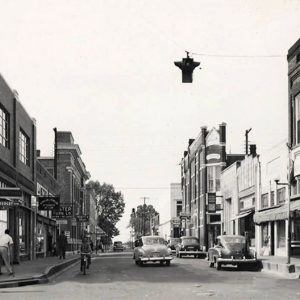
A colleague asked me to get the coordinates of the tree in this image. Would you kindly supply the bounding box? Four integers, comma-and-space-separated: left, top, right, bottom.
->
129, 204, 159, 238
86, 181, 125, 240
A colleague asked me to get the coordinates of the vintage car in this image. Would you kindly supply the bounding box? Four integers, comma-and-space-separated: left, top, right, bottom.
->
207, 235, 257, 270
175, 236, 202, 258
113, 241, 124, 252
167, 238, 181, 254
133, 236, 173, 266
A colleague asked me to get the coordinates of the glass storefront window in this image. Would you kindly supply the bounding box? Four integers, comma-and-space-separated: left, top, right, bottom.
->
293, 219, 300, 241
262, 224, 269, 246
36, 223, 46, 253
277, 220, 286, 248
19, 210, 29, 255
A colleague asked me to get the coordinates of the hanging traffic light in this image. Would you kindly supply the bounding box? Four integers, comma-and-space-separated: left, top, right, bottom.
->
174, 52, 200, 83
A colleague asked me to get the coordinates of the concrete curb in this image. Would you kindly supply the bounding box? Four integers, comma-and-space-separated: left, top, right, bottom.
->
0, 257, 81, 289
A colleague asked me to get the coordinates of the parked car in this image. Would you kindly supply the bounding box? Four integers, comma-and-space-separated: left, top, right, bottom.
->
113, 241, 124, 252
176, 236, 202, 258
133, 236, 173, 266
167, 238, 181, 254
207, 235, 257, 270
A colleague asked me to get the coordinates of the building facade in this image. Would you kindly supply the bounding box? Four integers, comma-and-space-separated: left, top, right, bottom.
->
170, 183, 182, 238
0, 74, 36, 262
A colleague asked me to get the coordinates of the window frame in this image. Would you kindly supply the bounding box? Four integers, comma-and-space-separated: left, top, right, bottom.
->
19, 128, 30, 166
0, 104, 9, 149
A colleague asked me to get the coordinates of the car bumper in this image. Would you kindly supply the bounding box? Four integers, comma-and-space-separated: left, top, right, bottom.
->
178, 250, 201, 255
140, 256, 173, 262
217, 258, 257, 264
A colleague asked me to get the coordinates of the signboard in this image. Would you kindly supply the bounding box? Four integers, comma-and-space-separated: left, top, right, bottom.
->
52, 205, 73, 219
76, 215, 89, 222
179, 212, 191, 219
207, 193, 216, 213
0, 188, 22, 198
38, 195, 60, 210
0, 198, 20, 210
56, 219, 68, 225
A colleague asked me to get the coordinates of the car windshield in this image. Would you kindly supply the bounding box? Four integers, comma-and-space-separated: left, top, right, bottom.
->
222, 236, 245, 244
182, 238, 198, 244
143, 238, 165, 245
114, 242, 122, 246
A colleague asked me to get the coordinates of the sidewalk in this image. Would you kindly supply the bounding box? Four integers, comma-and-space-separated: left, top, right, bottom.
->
0, 251, 80, 288
259, 255, 300, 278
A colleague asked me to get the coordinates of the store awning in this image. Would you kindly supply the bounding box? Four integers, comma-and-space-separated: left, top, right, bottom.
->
254, 199, 300, 225
231, 209, 253, 221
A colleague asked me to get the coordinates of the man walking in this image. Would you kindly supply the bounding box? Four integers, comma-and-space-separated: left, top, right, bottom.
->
57, 231, 68, 259
0, 229, 14, 276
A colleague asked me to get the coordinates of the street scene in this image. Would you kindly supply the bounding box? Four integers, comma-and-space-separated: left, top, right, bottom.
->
0, 0, 300, 299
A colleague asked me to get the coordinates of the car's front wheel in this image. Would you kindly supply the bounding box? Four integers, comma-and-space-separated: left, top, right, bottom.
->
166, 261, 170, 266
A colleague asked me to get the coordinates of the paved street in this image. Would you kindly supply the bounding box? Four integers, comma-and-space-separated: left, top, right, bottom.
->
0, 253, 300, 300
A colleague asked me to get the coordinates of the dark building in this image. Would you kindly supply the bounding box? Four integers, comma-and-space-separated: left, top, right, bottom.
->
0, 74, 36, 261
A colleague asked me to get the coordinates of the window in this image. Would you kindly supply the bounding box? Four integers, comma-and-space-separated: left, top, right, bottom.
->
261, 193, 268, 208
0, 104, 9, 148
270, 191, 275, 207
277, 187, 286, 204
19, 129, 30, 166
207, 165, 221, 192
295, 94, 300, 144
176, 201, 182, 217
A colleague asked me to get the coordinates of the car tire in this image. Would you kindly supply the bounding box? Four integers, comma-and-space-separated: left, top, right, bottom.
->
166, 261, 170, 266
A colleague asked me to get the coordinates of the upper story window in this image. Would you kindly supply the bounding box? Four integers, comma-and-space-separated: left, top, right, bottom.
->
277, 187, 286, 204
295, 94, 300, 144
207, 165, 221, 192
0, 104, 9, 148
19, 129, 30, 166
261, 193, 269, 209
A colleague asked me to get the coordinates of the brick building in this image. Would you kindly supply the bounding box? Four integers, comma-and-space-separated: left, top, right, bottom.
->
0, 74, 36, 261
180, 123, 243, 251
39, 131, 90, 251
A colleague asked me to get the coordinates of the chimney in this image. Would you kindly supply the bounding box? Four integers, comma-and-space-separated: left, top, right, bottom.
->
219, 122, 226, 144
201, 126, 207, 145
36, 150, 41, 157
249, 144, 257, 156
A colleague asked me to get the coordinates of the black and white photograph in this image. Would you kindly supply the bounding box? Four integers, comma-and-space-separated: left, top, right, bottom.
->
0, 0, 300, 299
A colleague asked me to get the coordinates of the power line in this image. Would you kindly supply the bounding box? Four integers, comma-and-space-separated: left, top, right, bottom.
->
188, 51, 284, 58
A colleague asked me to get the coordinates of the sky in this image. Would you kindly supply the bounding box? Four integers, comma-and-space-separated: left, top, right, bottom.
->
0, 0, 299, 242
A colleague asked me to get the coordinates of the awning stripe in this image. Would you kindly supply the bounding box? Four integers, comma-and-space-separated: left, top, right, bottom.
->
254, 199, 300, 224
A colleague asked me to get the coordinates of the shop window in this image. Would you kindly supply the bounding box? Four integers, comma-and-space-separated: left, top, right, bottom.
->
19, 210, 29, 255
262, 224, 269, 247
36, 223, 45, 253
0, 104, 9, 148
277, 220, 286, 248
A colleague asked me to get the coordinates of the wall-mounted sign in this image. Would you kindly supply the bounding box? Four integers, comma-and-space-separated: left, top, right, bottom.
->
52, 205, 73, 219
38, 195, 60, 210
207, 193, 216, 213
76, 215, 89, 222
0, 188, 22, 198
206, 153, 220, 161
0, 198, 20, 210
180, 212, 191, 219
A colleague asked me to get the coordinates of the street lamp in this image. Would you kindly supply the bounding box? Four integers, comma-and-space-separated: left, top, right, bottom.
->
140, 197, 149, 236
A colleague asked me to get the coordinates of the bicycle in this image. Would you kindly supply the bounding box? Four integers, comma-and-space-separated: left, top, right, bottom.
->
80, 252, 91, 275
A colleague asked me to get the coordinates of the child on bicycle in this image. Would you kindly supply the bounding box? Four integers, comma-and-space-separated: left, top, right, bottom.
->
80, 237, 92, 271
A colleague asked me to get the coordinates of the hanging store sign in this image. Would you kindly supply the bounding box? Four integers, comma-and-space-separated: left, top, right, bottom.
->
207, 193, 216, 213
38, 195, 60, 210
52, 205, 73, 219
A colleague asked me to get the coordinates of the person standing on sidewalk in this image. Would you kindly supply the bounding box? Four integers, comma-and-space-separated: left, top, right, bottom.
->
57, 231, 68, 259
0, 229, 14, 276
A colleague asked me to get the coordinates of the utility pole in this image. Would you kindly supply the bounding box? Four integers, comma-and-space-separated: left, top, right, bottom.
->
245, 128, 252, 155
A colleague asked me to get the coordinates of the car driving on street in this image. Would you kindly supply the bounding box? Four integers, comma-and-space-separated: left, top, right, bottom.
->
207, 235, 257, 270
133, 236, 173, 266
176, 236, 202, 258
113, 241, 124, 252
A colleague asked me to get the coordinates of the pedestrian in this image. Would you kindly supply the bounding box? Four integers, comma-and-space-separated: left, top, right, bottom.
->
0, 229, 14, 276
57, 231, 68, 259
90, 240, 94, 252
